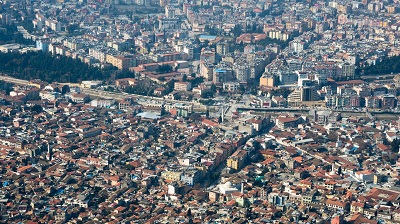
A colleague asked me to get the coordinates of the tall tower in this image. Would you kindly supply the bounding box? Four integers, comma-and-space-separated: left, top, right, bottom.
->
330, 163, 336, 175
46, 142, 52, 161
221, 105, 224, 123
398, 117, 400, 130
335, 136, 342, 148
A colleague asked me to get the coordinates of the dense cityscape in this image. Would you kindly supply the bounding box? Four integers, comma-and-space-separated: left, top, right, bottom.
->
1, 0, 400, 223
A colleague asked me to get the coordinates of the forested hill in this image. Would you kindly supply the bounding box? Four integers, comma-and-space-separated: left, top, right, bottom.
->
361, 55, 400, 76
0, 51, 112, 83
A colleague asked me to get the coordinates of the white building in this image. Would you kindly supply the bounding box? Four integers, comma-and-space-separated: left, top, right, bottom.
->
219, 182, 239, 195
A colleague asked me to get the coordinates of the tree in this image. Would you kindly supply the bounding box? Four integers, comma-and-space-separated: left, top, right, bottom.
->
239, 85, 245, 93
116, 70, 135, 79
189, 113, 201, 121
125, 79, 156, 96
0, 51, 114, 83
182, 74, 187, 82
156, 65, 173, 74
205, 109, 210, 118
210, 84, 217, 94
391, 139, 400, 153
199, 99, 215, 105
232, 25, 243, 37
66, 24, 79, 35
201, 91, 213, 98
166, 80, 175, 93
327, 132, 338, 142
62, 85, 70, 95
361, 55, 400, 76
270, 88, 292, 98
31, 105, 43, 113
218, 116, 222, 123
190, 77, 204, 87
205, 25, 219, 35
161, 106, 166, 116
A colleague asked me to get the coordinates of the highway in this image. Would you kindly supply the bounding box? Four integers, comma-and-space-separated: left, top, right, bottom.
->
0, 75, 200, 106
82, 88, 161, 102
79, 89, 203, 106
0, 75, 30, 85
2, 74, 399, 117
236, 106, 400, 115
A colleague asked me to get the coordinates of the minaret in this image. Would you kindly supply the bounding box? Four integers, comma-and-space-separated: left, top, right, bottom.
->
241, 179, 247, 193
46, 142, 52, 161
398, 117, 400, 130
335, 136, 342, 148
330, 163, 336, 175
221, 105, 224, 123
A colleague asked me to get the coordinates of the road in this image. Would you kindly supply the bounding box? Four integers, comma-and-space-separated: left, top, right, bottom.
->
4, 74, 397, 117
0, 75, 200, 106
0, 76, 30, 86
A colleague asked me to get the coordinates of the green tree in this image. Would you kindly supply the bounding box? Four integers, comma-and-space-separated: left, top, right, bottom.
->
116, 70, 135, 79
239, 85, 245, 93
166, 79, 175, 93
201, 92, 213, 98
66, 24, 80, 35
161, 106, 166, 116
391, 139, 400, 153
189, 113, 201, 121
210, 84, 217, 94
156, 65, 173, 74
63, 86, 72, 97
190, 77, 204, 87
0, 51, 115, 83
31, 105, 43, 113
232, 25, 243, 37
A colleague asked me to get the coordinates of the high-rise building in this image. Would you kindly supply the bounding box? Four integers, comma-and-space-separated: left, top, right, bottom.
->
36, 38, 50, 52
216, 42, 230, 55
233, 64, 250, 82
288, 86, 320, 106
165, 5, 176, 18
260, 74, 277, 87
338, 63, 355, 80
200, 61, 214, 81
160, 0, 168, 7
